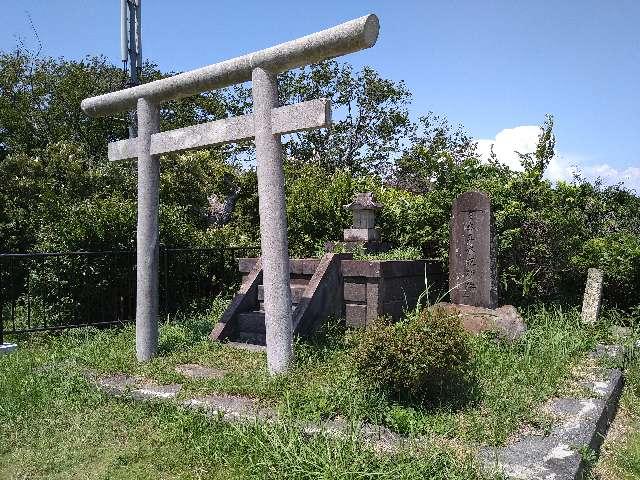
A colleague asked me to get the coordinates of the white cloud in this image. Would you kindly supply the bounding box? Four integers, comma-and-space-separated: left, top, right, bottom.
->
476, 125, 540, 171
476, 126, 639, 192
579, 164, 640, 191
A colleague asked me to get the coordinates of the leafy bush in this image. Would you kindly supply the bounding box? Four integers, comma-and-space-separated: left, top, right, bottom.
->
350, 307, 471, 399
282, 159, 640, 312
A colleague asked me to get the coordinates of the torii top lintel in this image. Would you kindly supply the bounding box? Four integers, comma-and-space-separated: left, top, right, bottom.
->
81, 14, 379, 118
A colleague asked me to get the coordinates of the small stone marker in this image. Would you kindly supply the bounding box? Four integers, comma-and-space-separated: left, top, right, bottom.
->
449, 191, 497, 308
581, 268, 603, 324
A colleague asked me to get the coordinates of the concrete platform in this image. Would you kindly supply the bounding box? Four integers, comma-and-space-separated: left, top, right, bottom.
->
89, 341, 627, 476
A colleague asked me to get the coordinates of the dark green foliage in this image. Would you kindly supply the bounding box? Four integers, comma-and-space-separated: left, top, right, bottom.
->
517, 114, 556, 176
393, 112, 480, 193
280, 159, 640, 311
350, 307, 472, 399
0, 50, 127, 159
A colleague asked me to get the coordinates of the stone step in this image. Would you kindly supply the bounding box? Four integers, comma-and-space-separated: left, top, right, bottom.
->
225, 341, 267, 352
175, 364, 226, 380
235, 330, 266, 346
237, 312, 265, 334
257, 303, 298, 313
238, 257, 321, 275
257, 284, 306, 304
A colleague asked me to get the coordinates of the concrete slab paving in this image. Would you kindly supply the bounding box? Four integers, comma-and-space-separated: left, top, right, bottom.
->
183, 394, 276, 421
226, 341, 267, 352
481, 346, 624, 479
90, 341, 626, 476
94, 374, 144, 395
175, 363, 227, 380
131, 383, 182, 400
94, 373, 182, 400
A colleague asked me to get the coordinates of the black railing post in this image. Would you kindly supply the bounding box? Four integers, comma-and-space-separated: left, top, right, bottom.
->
26, 258, 31, 329
0, 258, 3, 345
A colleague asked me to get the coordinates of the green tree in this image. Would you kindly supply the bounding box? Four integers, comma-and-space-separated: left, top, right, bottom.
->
393, 113, 480, 192
0, 49, 131, 159
278, 61, 413, 174
517, 114, 555, 176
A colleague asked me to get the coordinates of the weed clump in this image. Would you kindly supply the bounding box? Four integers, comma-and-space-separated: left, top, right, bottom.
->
350, 306, 472, 399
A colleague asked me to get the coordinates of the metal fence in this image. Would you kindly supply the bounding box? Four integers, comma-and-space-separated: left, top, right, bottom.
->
0, 246, 259, 343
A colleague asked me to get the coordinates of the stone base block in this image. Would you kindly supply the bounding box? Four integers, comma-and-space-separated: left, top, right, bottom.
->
343, 228, 380, 242
433, 303, 526, 341
0, 343, 17, 355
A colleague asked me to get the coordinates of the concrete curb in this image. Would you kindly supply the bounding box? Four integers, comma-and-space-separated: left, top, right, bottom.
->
90, 370, 405, 452
0, 343, 18, 355
89, 342, 627, 474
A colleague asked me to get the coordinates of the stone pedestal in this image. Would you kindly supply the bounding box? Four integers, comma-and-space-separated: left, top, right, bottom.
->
342, 260, 446, 327
343, 228, 380, 242
434, 303, 526, 341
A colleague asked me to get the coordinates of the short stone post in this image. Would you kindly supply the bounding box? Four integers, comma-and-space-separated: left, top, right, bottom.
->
252, 67, 293, 374
135, 97, 161, 362
581, 268, 603, 324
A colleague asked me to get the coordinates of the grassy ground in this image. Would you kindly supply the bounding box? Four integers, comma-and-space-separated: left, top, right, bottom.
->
0, 302, 630, 479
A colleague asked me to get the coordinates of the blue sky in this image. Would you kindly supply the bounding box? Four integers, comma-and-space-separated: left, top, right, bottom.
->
3, 1, 639, 189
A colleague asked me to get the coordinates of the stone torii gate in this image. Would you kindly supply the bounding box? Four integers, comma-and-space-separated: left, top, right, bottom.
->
81, 14, 380, 373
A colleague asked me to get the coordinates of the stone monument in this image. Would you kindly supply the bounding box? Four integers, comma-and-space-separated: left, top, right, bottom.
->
81, 14, 380, 373
437, 190, 525, 341
581, 268, 603, 324
449, 190, 497, 308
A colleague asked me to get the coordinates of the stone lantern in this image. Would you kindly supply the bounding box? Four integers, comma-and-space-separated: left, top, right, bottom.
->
325, 192, 390, 254
343, 192, 383, 242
